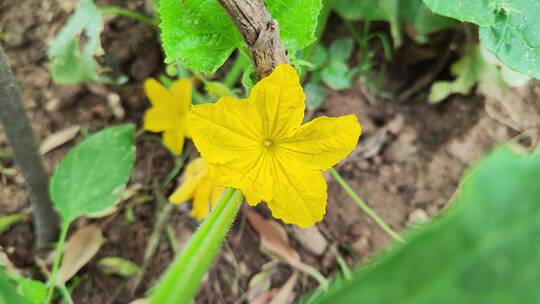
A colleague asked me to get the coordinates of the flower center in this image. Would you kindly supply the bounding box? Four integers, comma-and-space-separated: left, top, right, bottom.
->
263, 139, 273, 148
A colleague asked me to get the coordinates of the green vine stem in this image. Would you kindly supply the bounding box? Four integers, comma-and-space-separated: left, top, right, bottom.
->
58, 284, 74, 304
150, 188, 244, 304
45, 220, 70, 304
224, 55, 248, 88
329, 168, 405, 244
99, 6, 158, 29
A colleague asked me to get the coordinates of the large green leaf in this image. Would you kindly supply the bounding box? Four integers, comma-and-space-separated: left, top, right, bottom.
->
159, 0, 322, 73
159, 0, 241, 72
309, 146, 540, 303
423, 0, 496, 26
48, 0, 106, 84
0, 272, 29, 304
423, 0, 540, 79
50, 125, 136, 223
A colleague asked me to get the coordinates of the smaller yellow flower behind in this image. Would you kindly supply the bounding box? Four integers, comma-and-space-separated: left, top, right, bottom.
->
188, 64, 362, 227
170, 157, 225, 221
143, 79, 191, 155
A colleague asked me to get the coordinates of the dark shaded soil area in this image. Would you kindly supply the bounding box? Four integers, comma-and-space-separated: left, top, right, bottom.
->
0, 0, 520, 303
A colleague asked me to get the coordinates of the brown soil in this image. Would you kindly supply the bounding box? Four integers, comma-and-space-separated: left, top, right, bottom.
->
0, 0, 525, 303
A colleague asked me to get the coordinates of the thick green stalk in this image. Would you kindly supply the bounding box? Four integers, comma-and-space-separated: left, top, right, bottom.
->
45, 221, 70, 304
150, 188, 243, 304
99, 6, 158, 29
329, 168, 405, 243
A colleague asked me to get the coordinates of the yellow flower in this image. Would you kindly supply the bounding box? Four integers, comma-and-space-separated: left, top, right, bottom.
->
143, 79, 191, 155
170, 157, 225, 221
188, 64, 362, 227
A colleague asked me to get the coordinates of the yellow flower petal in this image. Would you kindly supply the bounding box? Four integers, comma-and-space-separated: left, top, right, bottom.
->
209, 151, 274, 205
143, 107, 176, 132
192, 177, 211, 221
170, 79, 191, 116
189, 97, 263, 164
210, 182, 225, 207
188, 64, 362, 227
250, 64, 305, 139
163, 127, 186, 155
143, 78, 192, 152
144, 78, 175, 108
169, 158, 208, 204
268, 161, 327, 228
278, 115, 361, 170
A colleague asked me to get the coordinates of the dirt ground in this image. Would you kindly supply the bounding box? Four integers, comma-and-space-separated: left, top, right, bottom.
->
0, 0, 532, 303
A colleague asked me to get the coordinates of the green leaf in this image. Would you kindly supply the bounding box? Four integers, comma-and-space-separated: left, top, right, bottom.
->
0, 212, 26, 235
159, 0, 241, 73
265, 0, 322, 52
309, 45, 328, 69
332, 0, 401, 46
429, 46, 486, 103
329, 38, 354, 62
97, 257, 140, 278
310, 146, 540, 303
0, 272, 29, 304
321, 60, 353, 90
399, 0, 455, 41
47, 0, 106, 84
305, 82, 327, 110
50, 125, 136, 223
423, 0, 540, 79
159, 0, 322, 73
18, 280, 46, 304
422, 0, 496, 26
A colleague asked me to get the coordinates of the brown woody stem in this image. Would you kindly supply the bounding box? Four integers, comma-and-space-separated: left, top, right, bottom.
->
218, 0, 290, 79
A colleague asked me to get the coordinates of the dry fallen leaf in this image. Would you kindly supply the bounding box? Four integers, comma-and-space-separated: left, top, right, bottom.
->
39, 125, 80, 155
252, 289, 279, 304
340, 128, 388, 167
57, 225, 104, 285
269, 271, 299, 304
243, 207, 329, 291
290, 226, 328, 257
243, 207, 301, 268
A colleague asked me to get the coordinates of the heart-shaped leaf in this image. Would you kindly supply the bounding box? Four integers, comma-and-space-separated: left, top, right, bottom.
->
159, 0, 322, 73
50, 124, 136, 223
423, 0, 540, 79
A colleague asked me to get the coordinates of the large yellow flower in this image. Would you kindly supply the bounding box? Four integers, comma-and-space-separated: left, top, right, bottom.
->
143, 79, 191, 155
188, 65, 362, 227
170, 158, 224, 221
